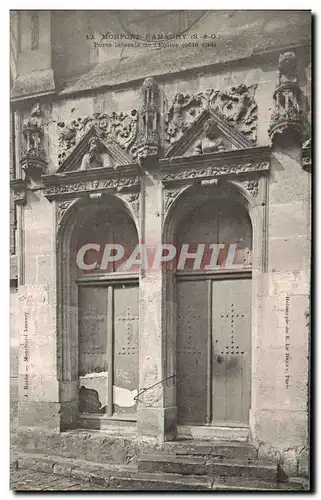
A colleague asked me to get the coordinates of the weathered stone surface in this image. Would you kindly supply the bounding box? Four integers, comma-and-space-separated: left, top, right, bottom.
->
138, 454, 207, 475
298, 447, 309, 477
206, 459, 278, 482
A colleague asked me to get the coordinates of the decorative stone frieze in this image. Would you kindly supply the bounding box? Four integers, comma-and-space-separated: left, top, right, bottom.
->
136, 77, 161, 161
44, 175, 140, 201
57, 110, 139, 165
161, 147, 270, 188
20, 103, 47, 176
268, 52, 304, 144
162, 161, 269, 185
165, 84, 258, 146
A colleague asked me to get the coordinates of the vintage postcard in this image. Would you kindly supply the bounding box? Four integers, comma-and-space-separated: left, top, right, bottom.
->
10, 9, 311, 492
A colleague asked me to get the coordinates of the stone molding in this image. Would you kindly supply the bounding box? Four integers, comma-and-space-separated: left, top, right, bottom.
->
160, 146, 270, 186
42, 164, 140, 202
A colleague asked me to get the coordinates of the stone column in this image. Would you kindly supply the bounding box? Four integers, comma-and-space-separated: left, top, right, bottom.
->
137, 164, 177, 440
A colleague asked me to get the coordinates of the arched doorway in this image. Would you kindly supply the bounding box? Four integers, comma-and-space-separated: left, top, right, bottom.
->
58, 195, 139, 428
168, 184, 253, 429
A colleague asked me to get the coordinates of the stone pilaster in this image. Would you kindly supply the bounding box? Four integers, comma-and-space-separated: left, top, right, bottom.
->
137, 162, 177, 440
250, 143, 310, 475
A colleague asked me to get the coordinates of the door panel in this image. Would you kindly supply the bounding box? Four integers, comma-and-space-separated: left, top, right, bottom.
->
212, 278, 252, 424
78, 287, 108, 413
78, 283, 139, 416
113, 284, 139, 415
177, 280, 209, 424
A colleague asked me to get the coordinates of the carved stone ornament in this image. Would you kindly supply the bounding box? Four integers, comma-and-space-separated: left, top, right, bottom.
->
21, 103, 47, 176
56, 200, 75, 230
164, 187, 184, 213
268, 52, 304, 144
240, 179, 259, 199
80, 136, 103, 170
194, 118, 226, 155
44, 175, 140, 201
10, 178, 27, 205
162, 161, 269, 184
57, 110, 139, 165
136, 77, 161, 161
116, 192, 140, 221
165, 84, 258, 146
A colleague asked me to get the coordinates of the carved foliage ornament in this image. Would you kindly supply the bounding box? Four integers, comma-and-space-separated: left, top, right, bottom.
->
21, 103, 47, 175
165, 84, 258, 146
240, 179, 259, 199
56, 200, 74, 230
268, 52, 304, 144
45, 176, 140, 199
162, 161, 269, 183
57, 110, 139, 165
117, 192, 140, 221
164, 187, 183, 213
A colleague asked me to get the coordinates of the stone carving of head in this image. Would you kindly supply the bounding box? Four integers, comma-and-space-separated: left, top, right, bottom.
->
203, 118, 217, 140
88, 137, 100, 154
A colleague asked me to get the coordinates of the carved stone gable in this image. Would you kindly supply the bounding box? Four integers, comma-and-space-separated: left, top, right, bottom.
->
56, 125, 136, 173
165, 84, 258, 156
165, 107, 255, 159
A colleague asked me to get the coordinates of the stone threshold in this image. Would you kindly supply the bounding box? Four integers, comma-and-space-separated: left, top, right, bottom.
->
10, 452, 308, 491
177, 424, 249, 441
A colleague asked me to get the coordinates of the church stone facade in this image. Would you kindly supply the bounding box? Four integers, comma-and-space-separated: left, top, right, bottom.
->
10, 11, 311, 479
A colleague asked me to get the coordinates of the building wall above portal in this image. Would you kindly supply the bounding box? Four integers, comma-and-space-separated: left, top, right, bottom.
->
11, 10, 311, 101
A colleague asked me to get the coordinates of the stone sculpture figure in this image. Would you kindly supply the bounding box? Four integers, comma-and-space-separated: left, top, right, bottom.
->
194, 118, 226, 155
80, 137, 104, 170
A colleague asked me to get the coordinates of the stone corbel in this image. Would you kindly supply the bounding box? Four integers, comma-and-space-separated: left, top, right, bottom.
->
10, 178, 27, 205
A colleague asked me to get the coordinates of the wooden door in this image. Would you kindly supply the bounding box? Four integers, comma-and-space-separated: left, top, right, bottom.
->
78, 282, 139, 416
113, 284, 139, 416
177, 280, 209, 424
176, 277, 251, 426
211, 278, 252, 425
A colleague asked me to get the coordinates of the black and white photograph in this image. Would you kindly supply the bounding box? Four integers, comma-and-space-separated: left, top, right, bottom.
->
9, 8, 312, 492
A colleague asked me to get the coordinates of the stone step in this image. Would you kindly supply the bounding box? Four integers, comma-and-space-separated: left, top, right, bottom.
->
108, 472, 213, 490
138, 454, 278, 482
12, 452, 307, 491
108, 472, 306, 491
163, 440, 257, 459
77, 415, 137, 432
